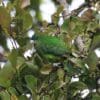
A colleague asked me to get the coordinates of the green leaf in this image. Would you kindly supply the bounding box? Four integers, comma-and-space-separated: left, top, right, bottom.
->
30, 0, 42, 20
17, 10, 33, 32
42, 95, 51, 100
57, 68, 64, 81
25, 75, 37, 91
61, 18, 70, 33
0, 32, 7, 50
19, 95, 28, 100
25, 75, 37, 99
57, 68, 65, 87
71, 17, 86, 34
67, 82, 87, 99
0, 7, 11, 31
79, 71, 97, 89
61, 16, 86, 34
10, 94, 18, 100
8, 49, 18, 67
16, 36, 29, 47
52, 12, 59, 25
16, 57, 25, 69
26, 60, 39, 71
92, 93, 100, 100
0, 61, 16, 88
70, 58, 85, 68
30, 0, 40, 10
8, 87, 18, 96
51, 6, 63, 25
87, 21, 99, 32
90, 35, 100, 50
86, 51, 98, 71
19, 63, 39, 80
0, 90, 10, 100
64, 61, 82, 76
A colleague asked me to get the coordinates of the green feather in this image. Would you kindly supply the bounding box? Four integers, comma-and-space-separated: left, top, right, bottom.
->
33, 34, 70, 57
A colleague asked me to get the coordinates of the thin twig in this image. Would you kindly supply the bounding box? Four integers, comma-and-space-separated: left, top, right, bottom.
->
58, 1, 89, 19
57, 0, 69, 19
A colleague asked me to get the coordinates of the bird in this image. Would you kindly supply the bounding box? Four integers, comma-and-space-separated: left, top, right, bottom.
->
31, 34, 71, 62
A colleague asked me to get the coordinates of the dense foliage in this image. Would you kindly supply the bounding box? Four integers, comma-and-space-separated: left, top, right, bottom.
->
0, 0, 100, 99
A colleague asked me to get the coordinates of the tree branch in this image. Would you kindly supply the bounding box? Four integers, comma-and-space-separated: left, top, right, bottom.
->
58, 1, 90, 19
57, 0, 69, 19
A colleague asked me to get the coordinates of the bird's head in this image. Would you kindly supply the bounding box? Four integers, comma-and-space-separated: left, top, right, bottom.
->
31, 34, 38, 40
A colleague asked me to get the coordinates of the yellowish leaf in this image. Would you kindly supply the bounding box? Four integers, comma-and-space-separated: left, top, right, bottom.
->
11, 94, 18, 100
40, 64, 52, 75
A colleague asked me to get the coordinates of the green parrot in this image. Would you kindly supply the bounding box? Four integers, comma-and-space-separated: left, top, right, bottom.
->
31, 34, 71, 62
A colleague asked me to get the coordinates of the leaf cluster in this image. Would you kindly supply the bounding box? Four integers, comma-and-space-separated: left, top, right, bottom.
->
0, 0, 100, 100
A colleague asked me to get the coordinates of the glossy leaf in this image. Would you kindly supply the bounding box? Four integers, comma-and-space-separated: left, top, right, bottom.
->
0, 61, 16, 88
25, 75, 37, 90
8, 87, 18, 96
8, 49, 18, 67
17, 10, 33, 32
86, 51, 98, 71
25, 75, 37, 99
